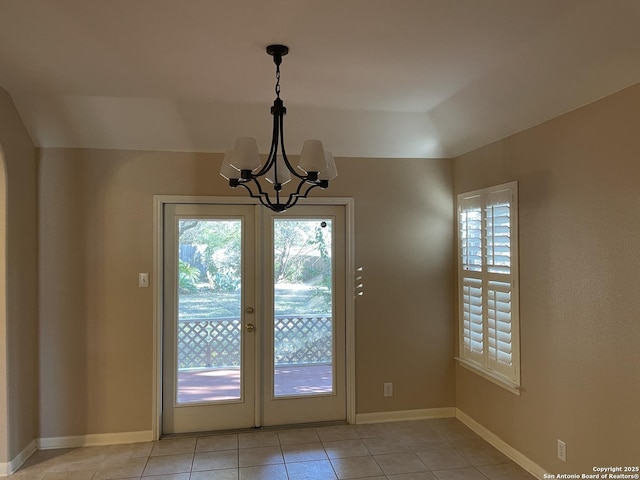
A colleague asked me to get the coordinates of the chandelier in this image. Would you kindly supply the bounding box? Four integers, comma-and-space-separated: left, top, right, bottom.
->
219, 44, 337, 212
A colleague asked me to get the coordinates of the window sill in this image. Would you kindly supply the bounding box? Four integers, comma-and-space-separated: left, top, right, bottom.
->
455, 357, 522, 396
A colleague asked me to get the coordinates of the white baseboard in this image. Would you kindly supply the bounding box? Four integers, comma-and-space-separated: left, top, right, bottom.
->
0, 431, 153, 476
355, 407, 457, 424
38, 430, 153, 450
0, 438, 37, 477
455, 409, 548, 480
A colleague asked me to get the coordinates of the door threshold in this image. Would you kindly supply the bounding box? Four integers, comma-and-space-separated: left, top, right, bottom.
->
161, 420, 348, 439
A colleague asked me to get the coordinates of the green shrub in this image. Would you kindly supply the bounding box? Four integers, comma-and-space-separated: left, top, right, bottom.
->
178, 260, 201, 293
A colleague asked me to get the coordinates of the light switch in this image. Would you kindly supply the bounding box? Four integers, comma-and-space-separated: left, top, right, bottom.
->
138, 273, 149, 288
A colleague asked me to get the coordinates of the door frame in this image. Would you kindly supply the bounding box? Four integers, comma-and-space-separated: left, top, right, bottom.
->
152, 195, 356, 439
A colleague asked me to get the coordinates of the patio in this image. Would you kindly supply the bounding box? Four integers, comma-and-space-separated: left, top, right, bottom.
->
177, 364, 333, 403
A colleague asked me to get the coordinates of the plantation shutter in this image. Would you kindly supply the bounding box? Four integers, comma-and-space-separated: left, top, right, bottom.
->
462, 276, 483, 364
459, 195, 482, 273
459, 195, 484, 365
485, 190, 511, 275
487, 279, 514, 376
457, 183, 520, 387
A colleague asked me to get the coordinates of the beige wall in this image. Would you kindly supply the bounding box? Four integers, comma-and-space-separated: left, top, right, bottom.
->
38, 149, 454, 437
0, 88, 38, 461
454, 83, 640, 471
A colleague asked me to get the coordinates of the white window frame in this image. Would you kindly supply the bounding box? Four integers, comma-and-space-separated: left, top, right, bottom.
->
456, 181, 521, 394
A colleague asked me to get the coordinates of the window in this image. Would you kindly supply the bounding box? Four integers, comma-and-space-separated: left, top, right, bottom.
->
456, 182, 520, 393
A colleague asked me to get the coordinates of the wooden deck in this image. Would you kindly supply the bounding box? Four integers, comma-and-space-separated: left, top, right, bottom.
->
177, 364, 333, 404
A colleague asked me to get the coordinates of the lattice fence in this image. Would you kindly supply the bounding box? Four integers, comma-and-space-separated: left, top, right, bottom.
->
273, 316, 333, 365
178, 317, 241, 368
177, 315, 333, 369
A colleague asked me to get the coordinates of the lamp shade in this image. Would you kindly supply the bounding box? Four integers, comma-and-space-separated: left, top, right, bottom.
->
318, 151, 338, 180
265, 155, 292, 185
298, 139, 327, 173
220, 150, 240, 180
231, 137, 261, 171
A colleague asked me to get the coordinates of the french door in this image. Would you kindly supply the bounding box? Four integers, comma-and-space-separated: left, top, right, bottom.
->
162, 202, 347, 434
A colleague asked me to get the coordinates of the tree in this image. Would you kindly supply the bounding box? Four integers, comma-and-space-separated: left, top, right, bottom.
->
273, 219, 331, 284
179, 219, 242, 292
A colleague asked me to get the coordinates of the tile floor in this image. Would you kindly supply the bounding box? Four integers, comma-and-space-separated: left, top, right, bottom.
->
12, 419, 536, 479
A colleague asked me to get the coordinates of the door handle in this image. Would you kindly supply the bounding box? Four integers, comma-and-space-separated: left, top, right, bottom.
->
245, 323, 256, 333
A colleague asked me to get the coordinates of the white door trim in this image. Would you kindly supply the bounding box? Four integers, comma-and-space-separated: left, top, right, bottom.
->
152, 195, 356, 439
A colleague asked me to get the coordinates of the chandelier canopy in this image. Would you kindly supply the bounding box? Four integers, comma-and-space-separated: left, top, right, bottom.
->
219, 44, 337, 212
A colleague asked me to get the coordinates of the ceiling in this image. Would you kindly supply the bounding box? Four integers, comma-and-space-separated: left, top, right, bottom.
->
1, 0, 639, 159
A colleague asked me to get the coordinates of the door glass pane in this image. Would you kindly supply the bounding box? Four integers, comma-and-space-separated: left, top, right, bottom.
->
273, 218, 334, 397
176, 218, 242, 404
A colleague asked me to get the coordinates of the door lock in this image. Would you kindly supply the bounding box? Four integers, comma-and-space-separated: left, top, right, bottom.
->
245, 323, 256, 333
245, 307, 254, 314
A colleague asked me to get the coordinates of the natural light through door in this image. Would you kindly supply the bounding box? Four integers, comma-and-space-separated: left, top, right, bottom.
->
176, 218, 243, 404
273, 218, 335, 397
162, 204, 256, 434
261, 206, 346, 427
162, 202, 348, 433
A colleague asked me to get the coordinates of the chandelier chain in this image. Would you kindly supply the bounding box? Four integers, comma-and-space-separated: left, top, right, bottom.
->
275, 64, 281, 98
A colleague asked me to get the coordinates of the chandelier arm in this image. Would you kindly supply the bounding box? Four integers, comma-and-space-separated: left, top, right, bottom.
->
273, 114, 282, 206
247, 177, 275, 204
279, 177, 320, 210
283, 193, 302, 210
247, 177, 291, 212
237, 175, 287, 212
293, 177, 311, 197
253, 114, 280, 178
235, 181, 261, 200
234, 177, 264, 200
297, 181, 325, 199
282, 181, 323, 210
267, 109, 281, 171
274, 171, 282, 207
258, 196, 280, 212
277, 113, 306, 181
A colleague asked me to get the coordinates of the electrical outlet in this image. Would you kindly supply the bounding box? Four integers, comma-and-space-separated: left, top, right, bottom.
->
557, 439, 566, 462
383, 382, 393, 397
